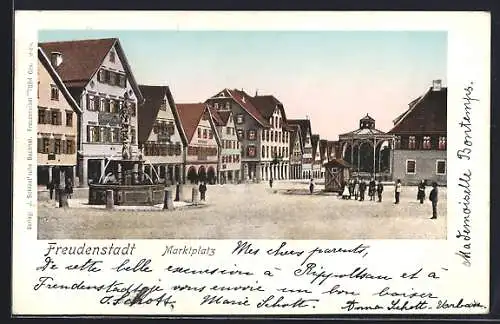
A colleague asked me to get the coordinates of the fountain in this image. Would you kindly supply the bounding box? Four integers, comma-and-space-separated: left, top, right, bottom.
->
88, 98, 166, 206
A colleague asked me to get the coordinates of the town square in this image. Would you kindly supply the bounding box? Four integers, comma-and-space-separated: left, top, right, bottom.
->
35, 30, 447, 239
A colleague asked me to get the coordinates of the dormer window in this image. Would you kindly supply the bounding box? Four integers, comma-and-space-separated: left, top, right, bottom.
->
236, 114, 244, 124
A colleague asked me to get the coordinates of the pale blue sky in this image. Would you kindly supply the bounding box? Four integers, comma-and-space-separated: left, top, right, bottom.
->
39, 30, 447, 139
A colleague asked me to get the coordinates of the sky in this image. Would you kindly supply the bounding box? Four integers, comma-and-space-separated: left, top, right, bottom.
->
39, 30, 447, 140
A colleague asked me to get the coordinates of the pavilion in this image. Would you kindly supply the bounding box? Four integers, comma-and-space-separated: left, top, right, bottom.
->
338, 114, 395, 180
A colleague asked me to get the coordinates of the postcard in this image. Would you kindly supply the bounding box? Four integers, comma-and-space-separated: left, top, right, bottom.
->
12, 11, 490, 315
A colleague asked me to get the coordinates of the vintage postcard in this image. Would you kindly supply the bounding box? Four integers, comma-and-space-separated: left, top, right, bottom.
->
13, 11, 490, 316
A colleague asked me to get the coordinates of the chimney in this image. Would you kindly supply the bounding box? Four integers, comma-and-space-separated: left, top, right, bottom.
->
50, 51, 63, 68
432, 79, 442, 91
241, 95, 246, 103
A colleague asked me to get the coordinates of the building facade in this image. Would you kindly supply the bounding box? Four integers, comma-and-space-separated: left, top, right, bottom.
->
176, 103, 220, 184
40, 38, 144, 187
251, 95, 290, 181
138, 85, 187, 184
288, 119, 313, 179
206, 89, 290, 182
388, 80, 447, 186
37, 47, 82, 187
210, 108, 241, 183
289, 124, 303, 179
311, 135, 322, 179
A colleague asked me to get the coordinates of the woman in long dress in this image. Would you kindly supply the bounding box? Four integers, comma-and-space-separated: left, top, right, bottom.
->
342, 182, 350, 199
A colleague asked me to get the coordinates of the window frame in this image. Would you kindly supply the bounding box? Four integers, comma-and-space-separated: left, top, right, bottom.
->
405, 159, 416, 174
436, 160, 446, 175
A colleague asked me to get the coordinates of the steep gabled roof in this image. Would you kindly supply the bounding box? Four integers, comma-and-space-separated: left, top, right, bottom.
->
209, 107, 225, 126
176, 103, 221, 146
311, 134, 320, 159
137, 85, 188, 146
39, 38, 143, 103
319, 139, 328, 161
287, 119, 312, 143
250, 95, 288, 124
289, 124, 303, 153
38, 47, 82, 115
389, 87, 447, 135
226, 89, 271, 127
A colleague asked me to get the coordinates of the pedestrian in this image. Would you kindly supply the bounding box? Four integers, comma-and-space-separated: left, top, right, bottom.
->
47, 180, 54, 200
376, 181, 384, 202
341, 181, 350, 199
348, 179, 354, 199
369, 178, 376, 201
417, 180, 426, 204
199, 181, 207, 201
429, 182, 438, 219
359, 180, 366, 201
394, 179, 402, 204
309, 178, 315, 194
269, 178, 273, 188
65, 177, 73, 199
354, 179, 359, 200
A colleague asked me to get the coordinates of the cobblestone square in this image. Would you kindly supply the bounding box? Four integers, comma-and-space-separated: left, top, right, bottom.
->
37, 181, 446, 240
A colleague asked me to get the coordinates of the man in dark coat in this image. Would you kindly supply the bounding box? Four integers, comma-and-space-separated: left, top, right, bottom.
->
309, 179, 315, 194
369, 179, 376, 201
359, 180, 367, 201
47, 180, 54, 200
199, 181, 207, 201
417, 180, 426, 204
429, 182, 438, 219
376, 181, 384, 202
269, 178, 273, 188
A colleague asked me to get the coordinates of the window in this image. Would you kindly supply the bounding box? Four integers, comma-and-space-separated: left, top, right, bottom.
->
54, 138, 61, 154
118, 74, 126, 88
262, 130, 265, 140
436, 160, 446, 175
42, 138, 50, 153
236, 114, 244, 124
262, 145, 265, 158
98, 69, 106, 82
66, 111, 73, 126
227, 127, 231, 135
422, 136, 431, 149
109, 50, 116, 63
50, 85, 59, 100
237, 129, 244, 140
439, 136, 447, 150
247, 145, 256, 157
198, 128, 201, 138
203, 129, 207, 139
209, 130, 213, 139
266, 130, 269, 141
248, 129, 256, 140
279, 132, 282, 143
87, 126, 100, 142
408, 136, 416, 149
270, 131, 274, 142
112, 128, 120, 143
266, 146, 269, 158
38, 108, 46, 124
109, 71, 117, 85
406, 160, 416, 174
395, 136, 401, 149
279, 117, 282, 128
51, 110, 61, 125
225, 102, 230, 110
274, 117, 278, 128
66, 139, 75, 154
214, 103, 219, 109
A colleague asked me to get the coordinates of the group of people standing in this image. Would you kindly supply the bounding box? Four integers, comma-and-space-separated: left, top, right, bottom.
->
46, 178, 74, 200
339, 178, 439, 219
341, 178, 384, 202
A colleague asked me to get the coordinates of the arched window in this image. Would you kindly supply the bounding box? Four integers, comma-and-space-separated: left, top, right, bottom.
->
262, 145, 265, 158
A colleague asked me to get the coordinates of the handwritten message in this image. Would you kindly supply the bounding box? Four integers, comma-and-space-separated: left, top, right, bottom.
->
31, 241, 487, 314
455, 82, 477, 267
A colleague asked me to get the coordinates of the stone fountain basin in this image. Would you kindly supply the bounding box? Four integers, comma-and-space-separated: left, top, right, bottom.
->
88, 183, 166, 206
